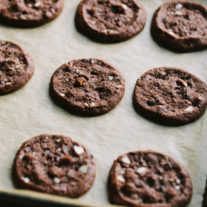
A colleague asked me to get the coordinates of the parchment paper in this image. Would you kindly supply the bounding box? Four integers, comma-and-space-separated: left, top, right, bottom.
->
0, 0, 207, 206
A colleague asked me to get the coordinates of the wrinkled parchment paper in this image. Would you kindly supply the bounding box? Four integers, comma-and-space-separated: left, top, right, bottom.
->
0, 0, 207, 206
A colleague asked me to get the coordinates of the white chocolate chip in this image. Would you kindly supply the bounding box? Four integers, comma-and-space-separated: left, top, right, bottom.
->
183, 82, 188, 87
109, 75, 114, 81
24, 177, 30, 183
74, 145, 84, 155
5, 82, 12, 86
15, 65, 20, 69
84, 103, 89, 107
116, 175, 125, 183
56, 156, 61, 161
168, 29, 174, 35
175, 10, 182, 15
91, 59, 96, 64
121, 156, 131, 164
57, 148, 61, 152
19, 154, 24, 160
79, 165, 88, 174
25, 147, 30, 152
0, 80, 5, 85
0, 41, 5, 45
51, 8, 55, 13
176, 179, 181, 184
32, 152, 36, 156
184, 106, 193, 112
54, 177, 60, 184
34, 2, 41, 8
59, 93, 65, 97
65, 78, 69, 81
137, 167, 147, 175
56, 138, 61, 143
91, 102, 95, 107
175, 3, 183, 10
175, 185, 180, 190
122, 4, 128, 10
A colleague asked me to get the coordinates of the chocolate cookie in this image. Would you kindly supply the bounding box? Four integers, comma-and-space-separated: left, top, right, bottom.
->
203, 179, 207, 207
133, 67, 207, 125
13, 134, 96, 198
0, 0, 64, 27
151, 1, 207, 52
75, 0, 146, 43
108, 150, 193, 207
50, 58, 125, 115
0, 40, 34, 95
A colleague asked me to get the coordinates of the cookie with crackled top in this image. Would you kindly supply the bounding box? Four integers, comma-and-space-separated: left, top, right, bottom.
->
0, 0, 64, 27
50, 58, 125, 116
133, 67, 207, 125
75, 0, 146, 43
108, 150, 193, 207
13, 134, 96, 198
0, 40, 34, 95
151, 1, 207, 52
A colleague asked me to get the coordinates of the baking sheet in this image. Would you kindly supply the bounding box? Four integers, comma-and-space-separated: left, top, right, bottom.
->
0, 0, 207, 206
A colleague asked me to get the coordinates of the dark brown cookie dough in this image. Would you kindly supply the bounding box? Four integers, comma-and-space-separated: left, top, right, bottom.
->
133, 67, 207, 125
0, 0, 64, 27
75, 0, 146, 43
108, 150, 193, 207
0, 40, 34, 95
50, 58, 125, 116
13, 134, 96, 198
151, 1, 207, 52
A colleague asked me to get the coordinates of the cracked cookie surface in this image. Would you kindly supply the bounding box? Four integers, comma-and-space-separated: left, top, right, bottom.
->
75, 0, 146, 42
0, 0, 64, 27
151, 1, 207, 52
133, 67, 207, 125
50, 58, 125, 115
14, 134, 96, 198
0, 40, 34, 94
108, 150, 192, 207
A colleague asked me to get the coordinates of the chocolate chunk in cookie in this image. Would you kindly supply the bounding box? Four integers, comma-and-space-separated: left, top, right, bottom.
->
13, 134, 96, 198
151, 1, 207, 52
0, 0, 64, 27
133, 67, 207, 125
75, 0, 146, 43
0, 40, 34, 95
108, 150, 192, 207
50, 58, 125, 116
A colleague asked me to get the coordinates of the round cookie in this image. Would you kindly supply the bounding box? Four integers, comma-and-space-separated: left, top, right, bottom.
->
133, 67, 207, 125
108, 150, 193, 207
0, 0, 64, 27
75, 0, 146, 43
13, 134, 96, 198
50, 58, 125, 115
0, 40, 34, 95
151, 1, 207, 52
